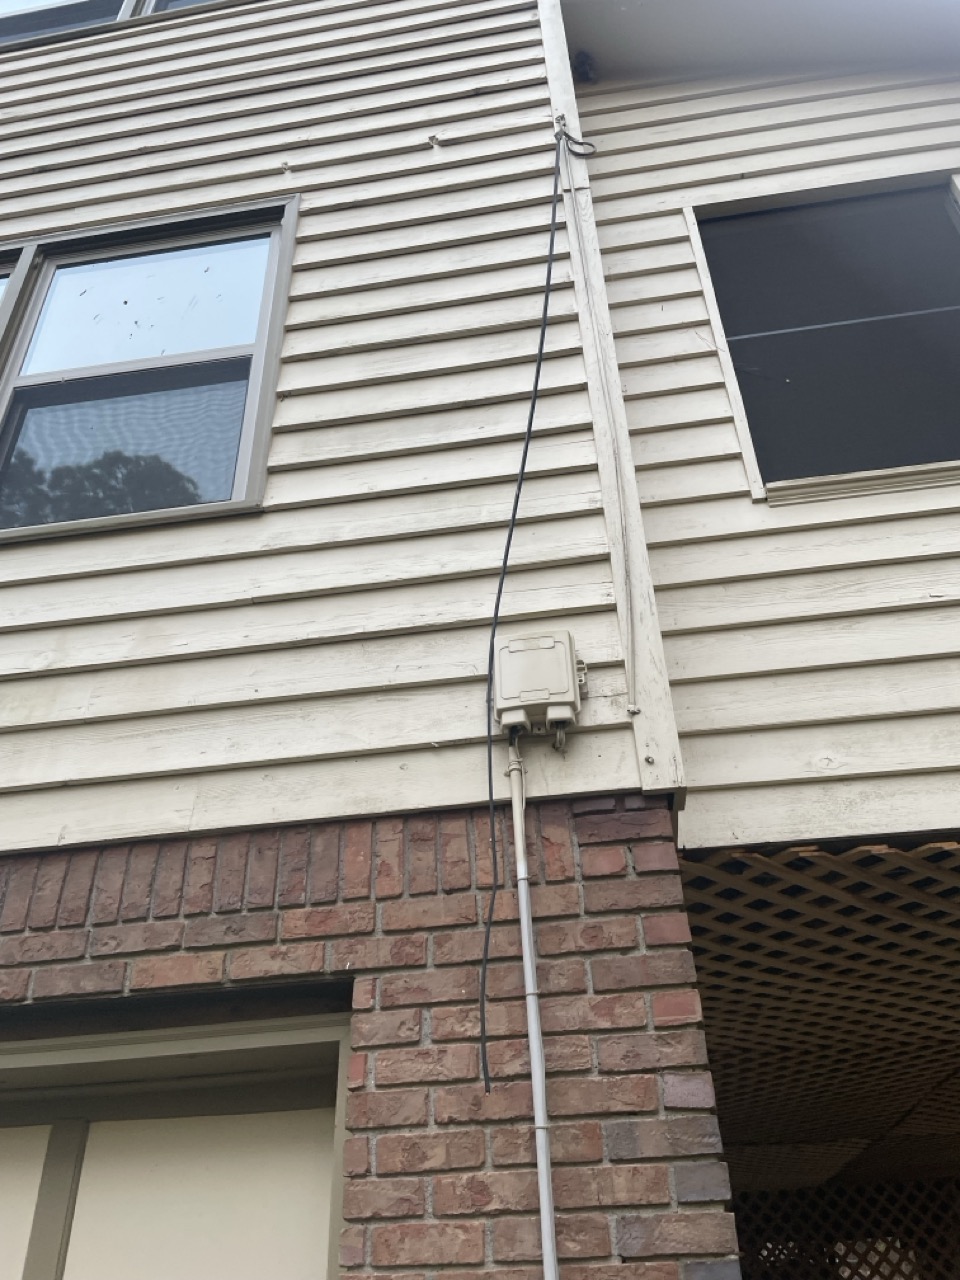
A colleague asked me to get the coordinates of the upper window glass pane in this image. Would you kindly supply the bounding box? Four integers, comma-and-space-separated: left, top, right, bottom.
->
0, 278, 8, 303
700, 186, 960, 483
23, 236, 271, 376
0, 0, 122, 45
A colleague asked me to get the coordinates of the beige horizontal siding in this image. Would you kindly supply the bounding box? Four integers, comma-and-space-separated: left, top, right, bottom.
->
0, 0, 631, 851
580, 68, 960, 846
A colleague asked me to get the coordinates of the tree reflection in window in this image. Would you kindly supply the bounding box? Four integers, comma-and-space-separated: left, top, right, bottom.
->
0, 450, 201, 528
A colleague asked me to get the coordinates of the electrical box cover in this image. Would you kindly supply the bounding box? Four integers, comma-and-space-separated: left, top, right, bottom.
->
494, 630, 581, 732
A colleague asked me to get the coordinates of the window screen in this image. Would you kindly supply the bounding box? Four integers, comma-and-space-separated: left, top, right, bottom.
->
699, 187, 960, 484
0, 234, 271, 531
0, 0, 123, 45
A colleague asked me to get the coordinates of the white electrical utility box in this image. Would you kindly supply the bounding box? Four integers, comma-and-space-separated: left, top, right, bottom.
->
493, 630, 582, 733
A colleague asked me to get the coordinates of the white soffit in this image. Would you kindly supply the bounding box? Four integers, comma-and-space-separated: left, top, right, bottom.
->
560, 0, 960, 83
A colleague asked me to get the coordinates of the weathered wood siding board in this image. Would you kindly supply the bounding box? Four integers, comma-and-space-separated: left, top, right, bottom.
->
580, 69, 960, 846
0, 0, 628, 852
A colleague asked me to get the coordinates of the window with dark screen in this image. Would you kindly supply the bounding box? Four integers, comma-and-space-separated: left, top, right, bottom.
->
699, 186, 960, 485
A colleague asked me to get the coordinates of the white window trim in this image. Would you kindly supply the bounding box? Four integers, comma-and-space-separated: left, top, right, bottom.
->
0, 1012, 350, 1280
0, 196, 298, 543
684, 171, 960, 506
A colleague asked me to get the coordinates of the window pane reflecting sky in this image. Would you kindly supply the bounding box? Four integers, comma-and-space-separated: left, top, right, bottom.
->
23, 236, 270, 376
0, 0, 78, 12
0, 278, 7, 301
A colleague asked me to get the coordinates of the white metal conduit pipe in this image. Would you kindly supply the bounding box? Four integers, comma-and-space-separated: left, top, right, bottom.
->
507, 734, 560, 1280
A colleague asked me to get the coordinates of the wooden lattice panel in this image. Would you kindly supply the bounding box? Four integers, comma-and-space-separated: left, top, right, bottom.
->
681, 841, 960, 1183
736, 1180, 960, 1280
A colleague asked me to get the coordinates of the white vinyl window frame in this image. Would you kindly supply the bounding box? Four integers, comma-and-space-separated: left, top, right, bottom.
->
685, 171, 960, 506
0, 196, 298, 543
0, 1013, 350, 1280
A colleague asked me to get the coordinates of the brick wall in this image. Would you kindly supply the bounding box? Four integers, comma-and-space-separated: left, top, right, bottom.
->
0, 794, 739, 1280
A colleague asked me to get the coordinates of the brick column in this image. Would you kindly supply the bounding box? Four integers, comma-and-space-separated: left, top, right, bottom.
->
0, 796, 739, 1280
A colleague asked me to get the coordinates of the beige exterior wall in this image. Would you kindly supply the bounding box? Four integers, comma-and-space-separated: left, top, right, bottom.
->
0, 0, 668, 853
579, 69, 960, 847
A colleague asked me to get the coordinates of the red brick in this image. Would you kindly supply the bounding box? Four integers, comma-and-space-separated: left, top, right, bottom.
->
57, 850, 98, 927
375, 1044, 478, 1087
245, 829, 280, 909
632, 842, 680, 872
0, 930, 86, 965
343, 1177, 424, 1220
228, 941, 325, 980
552, 1163, 670, 1209
431, 1000, 527, 1042
486, 959, 587, 1001
618, 1211, 738, 1258
374, 816, 404, 900
381, 895, 476, 933
439, 813, 471, 892
381, 967, 478, 1008
591, 951, 696, 992
581, 845, 628, 878
343, 1135, 370, 1177
486, 1035, 592, 1079
547, 1076, 658, 1116
492, 884, 581, 922
652, 989, 702, 1027
308, 824, 340, 903
27, 854, 69, 929
90, 847, 128, 925
492, 1121, 603, 1167
597, 1030, 707, 1073
604, 1116, 723, 1161
330, 935, 427, 972
564, 1266, 680, 1280
213, 834, 248, 912
182, 839, 217, 915
540, 993, 647, 1033
663, 1071, 716, 1110
583, 878, 684, 914
371, 1222, 483, 1267
352, 977, 376, 1010
493, 1214, 610, 1262
120, 842, 158, 920
352, 1009, 422, 1048
282, 902, 375, 939
575, 810, 673, 844
348, 1052, 369, 1090
537, 917, 637, 955
184, 914, 277, 949
347, 1088, 429, 1130
376, 1129, 484, 1175
0, 969, 29, 1001
342, 820, 373, 899
151, 841, 188, 917
130, 951, 224, 990
339, 1224, 364, 1269
90, 921, 184, 956
643, 914, 693, 947
0, 858, 39, 932
277, 827, 310, 907
33, 959, 125, 999
434, 1081, 533, 1125
537, 802, 576, 881
434, 1168, 539, 1216
407, 815, 438, 896
433, 924, 521, 966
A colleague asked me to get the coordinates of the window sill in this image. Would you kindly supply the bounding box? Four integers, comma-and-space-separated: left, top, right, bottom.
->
0, 0, 259, 58
765, 458, 960, 506
0, 496, 261, 544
